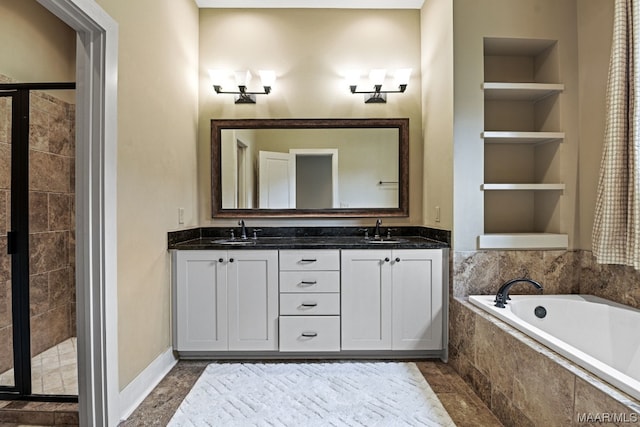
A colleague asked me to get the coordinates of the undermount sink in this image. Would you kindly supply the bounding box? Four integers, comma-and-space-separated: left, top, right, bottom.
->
211, 239, 256, 246
365, 238, 407, 244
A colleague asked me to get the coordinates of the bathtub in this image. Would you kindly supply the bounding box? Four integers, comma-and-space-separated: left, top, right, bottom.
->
469, 294, 640, 402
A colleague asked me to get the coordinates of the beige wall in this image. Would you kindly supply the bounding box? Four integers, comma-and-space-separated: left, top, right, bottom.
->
0, 0, 75, 103
198, 9, 422, 228
95, 0, 200, 389
420, 0, 454, 231
577, 0, 615, 250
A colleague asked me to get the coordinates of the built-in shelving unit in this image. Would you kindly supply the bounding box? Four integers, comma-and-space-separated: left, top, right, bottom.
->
479, 37, 568, 250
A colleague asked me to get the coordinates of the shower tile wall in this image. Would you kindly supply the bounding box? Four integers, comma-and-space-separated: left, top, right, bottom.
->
0, 75, 75, 374
28, 90, 75, 357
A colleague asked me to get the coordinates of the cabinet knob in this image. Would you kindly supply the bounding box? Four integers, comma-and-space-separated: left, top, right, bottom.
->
384, 257, 390, 262
218, 258, 224, 263
395, 257, 401, 263
229, 258, 234, 263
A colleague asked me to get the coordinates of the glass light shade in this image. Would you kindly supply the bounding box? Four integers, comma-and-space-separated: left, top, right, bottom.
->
369, 69, 387, 86
208, 69, 227, 86
393, 68, 412, 86
345, 70, 362, 87
234, 70, 252, 86
258, 70, 276, 87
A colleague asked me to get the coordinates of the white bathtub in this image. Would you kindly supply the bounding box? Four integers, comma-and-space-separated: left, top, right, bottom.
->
469, 294, 640, 402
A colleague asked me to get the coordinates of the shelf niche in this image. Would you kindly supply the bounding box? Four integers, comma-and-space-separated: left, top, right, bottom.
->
481, 37, 566, 250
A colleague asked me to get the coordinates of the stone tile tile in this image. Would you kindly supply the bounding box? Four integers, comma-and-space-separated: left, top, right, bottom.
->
498, 251, 545, 293
453, 251, 500, 297
0, 189, 6, 235
0, 142, 9, 190
29, 107, 49, 152
29, 231, 68, 275
49, 118, 74, 157
29, 273, 49, 316
437, 392, 504, 427
50, 267, 73, 308
0, 409, 55, 424
579, 251, 640, 310
55, 409, 79, 425
49, 193, 71, 231
29, 150, 71, 193
490, 388, 535, 427
0, 237, 9, 282
29, 191, 49, 233
31, 306, 70, 356
0, 325, 13, 374
511, 345, 575, 426
574, 377, 639, 426
0, 98, 9, 144
0, 279, 10, 328
474, 316, 517, 400
449, 298, 476, 362
542, 250, 580, 294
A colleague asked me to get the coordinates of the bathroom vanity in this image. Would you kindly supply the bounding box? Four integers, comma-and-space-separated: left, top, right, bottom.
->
168, 226, 449, 360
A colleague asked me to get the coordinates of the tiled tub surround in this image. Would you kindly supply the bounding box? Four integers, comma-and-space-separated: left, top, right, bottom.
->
0, 75, 76, 375
452, 249, 640, 426
450, 298, 640, 427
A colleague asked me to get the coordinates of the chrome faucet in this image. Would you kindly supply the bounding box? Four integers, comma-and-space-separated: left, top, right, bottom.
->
374, 218, 382, 240
494, 278, 543, 308
238, 219, 248, 239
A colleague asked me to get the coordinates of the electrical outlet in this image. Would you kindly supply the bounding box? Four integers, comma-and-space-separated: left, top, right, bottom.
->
435, 206, 441, 223
178, 207, 185, 225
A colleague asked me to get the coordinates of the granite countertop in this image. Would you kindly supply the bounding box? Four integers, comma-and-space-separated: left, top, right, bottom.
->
168, 226, 450, 251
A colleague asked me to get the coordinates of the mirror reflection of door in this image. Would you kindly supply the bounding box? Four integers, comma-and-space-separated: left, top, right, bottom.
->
290, 149, 338, 209
258, 151, 294, 208
236, 141, 248, 209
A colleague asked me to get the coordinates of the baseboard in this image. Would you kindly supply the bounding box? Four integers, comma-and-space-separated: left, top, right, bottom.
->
119, 347, 178, 421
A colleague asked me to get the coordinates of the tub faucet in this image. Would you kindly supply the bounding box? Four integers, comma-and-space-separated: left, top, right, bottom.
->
374, 219, 382, 240
494, 278, 543, 308
238, 219, 248, 240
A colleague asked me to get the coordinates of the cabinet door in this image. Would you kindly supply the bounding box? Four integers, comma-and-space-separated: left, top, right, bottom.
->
391, 249, 443, 350
173, 250, 227, 351
227, 250, 279, 351
341, 250, 392, 350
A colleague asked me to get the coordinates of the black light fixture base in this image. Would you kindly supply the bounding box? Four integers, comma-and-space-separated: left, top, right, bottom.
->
365, 93, 387, 103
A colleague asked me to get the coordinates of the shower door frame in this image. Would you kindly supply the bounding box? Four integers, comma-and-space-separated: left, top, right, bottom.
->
0, 83, 76, 402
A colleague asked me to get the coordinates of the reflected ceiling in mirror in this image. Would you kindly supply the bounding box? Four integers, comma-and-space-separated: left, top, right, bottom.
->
211, 118, 409, 217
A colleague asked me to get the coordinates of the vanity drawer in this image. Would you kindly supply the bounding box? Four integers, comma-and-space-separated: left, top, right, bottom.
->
279, 316, 340, 352
280, 293, 340, 316
279, 250, 340, 271
279, 271, 340, 293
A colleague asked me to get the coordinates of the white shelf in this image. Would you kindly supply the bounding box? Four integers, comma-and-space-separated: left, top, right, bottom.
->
482, 183, 565, 191
482, 82, 564, 101
478, 233, 569, 250
482, 131, 564, 144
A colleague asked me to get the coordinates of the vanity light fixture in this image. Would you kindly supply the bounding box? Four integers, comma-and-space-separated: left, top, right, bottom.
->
347, 68, 412, 103
209, 69, 276, 104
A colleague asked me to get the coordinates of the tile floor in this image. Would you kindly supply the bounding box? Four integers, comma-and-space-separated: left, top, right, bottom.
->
0, 338, 78, 426
121, 360, 504, 426
0, 337, 78, 395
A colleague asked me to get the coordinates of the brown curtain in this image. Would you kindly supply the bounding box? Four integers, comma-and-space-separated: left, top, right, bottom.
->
593, 0, 640, 268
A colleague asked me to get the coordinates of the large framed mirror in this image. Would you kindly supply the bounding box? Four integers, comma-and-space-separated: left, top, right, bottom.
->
211, 118, 409, 218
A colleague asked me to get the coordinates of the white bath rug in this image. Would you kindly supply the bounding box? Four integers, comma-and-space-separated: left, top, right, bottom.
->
167, 362, 456, 427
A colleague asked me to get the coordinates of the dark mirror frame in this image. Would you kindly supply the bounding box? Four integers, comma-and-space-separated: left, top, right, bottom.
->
211, 118, 409, 218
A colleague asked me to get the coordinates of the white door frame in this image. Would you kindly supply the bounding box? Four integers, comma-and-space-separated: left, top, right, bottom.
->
36, 1, 119, 425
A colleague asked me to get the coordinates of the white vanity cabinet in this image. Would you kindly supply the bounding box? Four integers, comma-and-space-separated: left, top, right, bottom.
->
172, 250, 278, 352
341, 249, 444, 351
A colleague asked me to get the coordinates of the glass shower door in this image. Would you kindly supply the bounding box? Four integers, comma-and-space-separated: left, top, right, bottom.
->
0, 91, 15, 389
